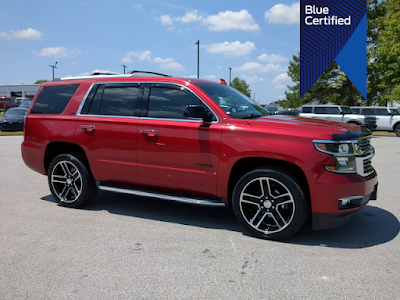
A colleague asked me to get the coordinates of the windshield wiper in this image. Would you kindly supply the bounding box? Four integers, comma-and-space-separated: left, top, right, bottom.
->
241, 114, 263, 119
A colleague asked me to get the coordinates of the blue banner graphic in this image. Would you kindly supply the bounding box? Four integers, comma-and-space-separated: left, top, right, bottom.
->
300, 0, 367, 99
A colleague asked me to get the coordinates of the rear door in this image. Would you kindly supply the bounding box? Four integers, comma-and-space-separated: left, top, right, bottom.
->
136, 83, 222, 196
75, 82, 142, 184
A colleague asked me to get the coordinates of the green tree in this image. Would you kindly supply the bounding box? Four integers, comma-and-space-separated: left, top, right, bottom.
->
374, 0, 400, 105
367, 0, 387, 105
279, 54, 301, 109
34, 79, 49, 84
229, 77, 251, 98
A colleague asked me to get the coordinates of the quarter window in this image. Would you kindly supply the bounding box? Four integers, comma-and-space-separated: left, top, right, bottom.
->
148, 86, 203, 119
31, 84, 79, 114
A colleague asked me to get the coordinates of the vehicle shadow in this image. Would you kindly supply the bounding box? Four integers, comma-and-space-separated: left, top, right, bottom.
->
40, 191, 242, 232
41, 193, 399, 248
286, 205, 399, 248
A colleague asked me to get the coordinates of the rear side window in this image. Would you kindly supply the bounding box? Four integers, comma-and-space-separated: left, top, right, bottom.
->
301, 107, 312, 113
314, 107, 326, 114
326, 107, 339, 114
31, 85, 79, 114
362, 108, 374, 115
148, 86, 202, 119
99, 86, 139, 116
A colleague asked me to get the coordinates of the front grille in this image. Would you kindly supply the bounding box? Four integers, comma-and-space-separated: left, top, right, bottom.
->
357, 138, 372, 155
363, 157, 374, 175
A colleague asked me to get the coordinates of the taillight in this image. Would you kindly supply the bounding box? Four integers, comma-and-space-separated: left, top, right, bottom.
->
23, 116, 28, 141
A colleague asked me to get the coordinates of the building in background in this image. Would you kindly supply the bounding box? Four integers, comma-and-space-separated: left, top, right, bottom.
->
0, 84, 40, 98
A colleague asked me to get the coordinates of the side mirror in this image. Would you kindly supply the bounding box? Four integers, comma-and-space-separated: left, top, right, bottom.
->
184, 105, 213, 122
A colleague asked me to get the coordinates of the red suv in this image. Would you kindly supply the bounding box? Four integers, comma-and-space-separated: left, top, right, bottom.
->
21, 72, 378, 240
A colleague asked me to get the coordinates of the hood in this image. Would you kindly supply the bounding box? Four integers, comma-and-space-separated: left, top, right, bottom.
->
245, 115, 367, 140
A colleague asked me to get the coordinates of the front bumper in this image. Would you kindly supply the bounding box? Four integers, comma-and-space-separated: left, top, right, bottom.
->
312, 184, 377, 230
0, 122, 24, 131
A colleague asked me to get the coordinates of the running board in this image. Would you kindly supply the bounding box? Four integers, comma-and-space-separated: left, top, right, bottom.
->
98, 185, 226, 207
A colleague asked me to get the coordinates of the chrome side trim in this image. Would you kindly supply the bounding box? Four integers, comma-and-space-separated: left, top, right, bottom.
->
99, 185, 226, 207
76, 81, 219, 124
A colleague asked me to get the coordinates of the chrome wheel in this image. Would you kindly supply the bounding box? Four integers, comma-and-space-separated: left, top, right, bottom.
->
239, 177, 295, 234
51, 161, 83, 203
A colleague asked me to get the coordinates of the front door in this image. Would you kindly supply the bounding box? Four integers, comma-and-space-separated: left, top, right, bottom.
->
136, 83, 222, 196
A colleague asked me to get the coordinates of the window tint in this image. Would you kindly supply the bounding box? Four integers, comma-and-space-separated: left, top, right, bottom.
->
99, 86, 139, 116
362, 108, 374, 115
351, 108, 360, 114
148, 87, 202, 119
31, 85, 79, 114
326, 107, 340, 114
374, 108, 389, 116
314, 107, 326, 114
301, 107, 312, 113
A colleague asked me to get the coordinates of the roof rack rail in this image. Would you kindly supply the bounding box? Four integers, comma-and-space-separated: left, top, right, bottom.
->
127, 70, 171, 77
90, 72, 118, 76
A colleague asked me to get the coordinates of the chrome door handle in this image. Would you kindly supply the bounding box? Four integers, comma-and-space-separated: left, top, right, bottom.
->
81, 125, 96, 132
141, 129, 159, 137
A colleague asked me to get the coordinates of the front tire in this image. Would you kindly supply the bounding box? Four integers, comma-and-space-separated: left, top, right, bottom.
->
48, 154, 97, 208
394, 124, 400, 137
232, 168, 309, 240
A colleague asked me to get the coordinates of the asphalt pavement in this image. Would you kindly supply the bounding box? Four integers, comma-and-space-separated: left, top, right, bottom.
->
0, 136, 399, 300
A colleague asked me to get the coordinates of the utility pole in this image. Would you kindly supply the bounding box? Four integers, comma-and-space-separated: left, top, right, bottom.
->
49, 62, 58, 79
122, 65, 127, 74
229, 67, 232, 85
196, 40, 200, 78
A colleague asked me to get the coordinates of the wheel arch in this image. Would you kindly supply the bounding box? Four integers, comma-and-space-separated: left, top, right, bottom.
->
393, 121, 400, 131
347, 119, 362, 125
227, 157, 310, 206
44, 142, 90, 175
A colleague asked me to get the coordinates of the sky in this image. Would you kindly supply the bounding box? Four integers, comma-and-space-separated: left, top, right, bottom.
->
0, 0, 300, 104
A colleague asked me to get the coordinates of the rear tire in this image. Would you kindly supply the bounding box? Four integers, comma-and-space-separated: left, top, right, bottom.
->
48, 153, 97, 208
232, 168, 309, 241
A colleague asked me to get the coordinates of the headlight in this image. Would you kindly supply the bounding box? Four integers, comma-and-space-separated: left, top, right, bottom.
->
314, 141, 357, 173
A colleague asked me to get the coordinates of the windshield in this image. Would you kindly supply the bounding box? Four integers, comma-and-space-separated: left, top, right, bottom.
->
4, 109, 27, 117
340, 106, 353, 114
197, 84, 270, 119
390, 109, 399, 115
